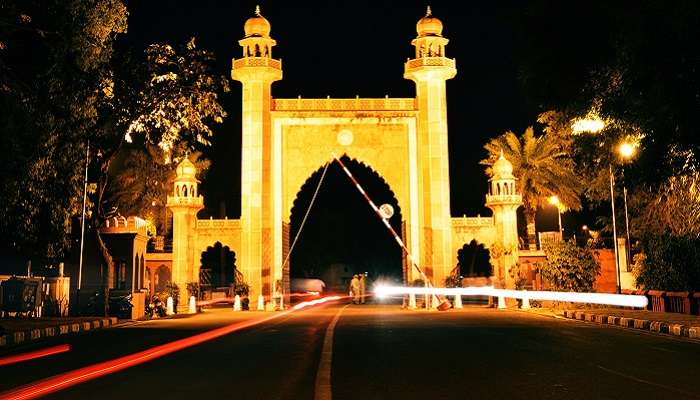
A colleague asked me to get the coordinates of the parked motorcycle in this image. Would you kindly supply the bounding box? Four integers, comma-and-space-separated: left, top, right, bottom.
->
108, 293, 133, 319
145, 294, 167, 318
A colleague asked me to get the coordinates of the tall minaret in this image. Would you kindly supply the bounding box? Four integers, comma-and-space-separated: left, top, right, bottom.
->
167, 157, 204, 312
485, 152, 522, 289
231, 6, 282, 300
404, 7, 456, 285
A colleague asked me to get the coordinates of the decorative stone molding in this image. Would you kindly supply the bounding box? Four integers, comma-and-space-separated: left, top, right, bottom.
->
405, 56, 456, 70
485, 194, 523, 204
196, 219, 241, 229
272, 97, 416, 111
232, 57, 282, 70
166, 195, 204, 207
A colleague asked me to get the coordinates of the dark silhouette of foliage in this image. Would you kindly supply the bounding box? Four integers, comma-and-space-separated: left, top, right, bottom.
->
634, 235, 700, 292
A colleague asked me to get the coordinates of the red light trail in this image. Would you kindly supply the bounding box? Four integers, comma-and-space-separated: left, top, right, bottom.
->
0, 296, 342, 400
0, 345, 71, 367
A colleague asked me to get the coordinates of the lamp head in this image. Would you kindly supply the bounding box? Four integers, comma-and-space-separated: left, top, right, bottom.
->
618, 142, 636, 159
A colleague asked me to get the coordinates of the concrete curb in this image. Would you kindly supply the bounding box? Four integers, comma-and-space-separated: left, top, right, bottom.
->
0, 317, 118, 348
562, 310, 700, 340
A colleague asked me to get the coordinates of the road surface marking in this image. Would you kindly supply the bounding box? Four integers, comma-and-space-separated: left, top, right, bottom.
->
596, 365, 700, 398
314, 305, 348, 400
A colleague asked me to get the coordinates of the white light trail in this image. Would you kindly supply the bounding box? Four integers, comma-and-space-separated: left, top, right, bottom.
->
374, 285, 648, 308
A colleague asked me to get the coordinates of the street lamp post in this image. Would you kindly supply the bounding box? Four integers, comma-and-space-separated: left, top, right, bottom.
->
77, 140, 90, 312
618, 142, 636, 272
608, 164, 621, 294
571, 116, 640, 294
548, 195, 563, 239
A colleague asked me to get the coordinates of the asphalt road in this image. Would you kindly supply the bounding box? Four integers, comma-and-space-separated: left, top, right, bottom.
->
2, 302, 700, 400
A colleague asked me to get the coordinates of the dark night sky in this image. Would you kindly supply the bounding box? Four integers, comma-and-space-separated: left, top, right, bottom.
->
124, 1, 563, 230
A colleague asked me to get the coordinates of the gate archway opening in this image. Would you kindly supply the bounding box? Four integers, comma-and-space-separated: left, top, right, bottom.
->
457, 240, 492, 278
200, 242, 237, 290
288, 156, 404, 293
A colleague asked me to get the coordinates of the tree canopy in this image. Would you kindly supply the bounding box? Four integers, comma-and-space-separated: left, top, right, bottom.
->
0, 0, 127, 261
0, 0, 229, 265
481, 125, 582, 247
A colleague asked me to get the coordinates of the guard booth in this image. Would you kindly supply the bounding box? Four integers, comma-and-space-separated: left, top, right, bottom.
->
1, 277, 43, 317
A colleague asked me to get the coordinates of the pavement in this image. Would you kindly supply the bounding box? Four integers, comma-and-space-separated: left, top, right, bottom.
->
558, 308, 700, 339
0, 316, 119, 347
1, 302, 700, 399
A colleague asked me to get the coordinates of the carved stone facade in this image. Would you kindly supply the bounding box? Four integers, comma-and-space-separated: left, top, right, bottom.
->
164, 7, 522, 311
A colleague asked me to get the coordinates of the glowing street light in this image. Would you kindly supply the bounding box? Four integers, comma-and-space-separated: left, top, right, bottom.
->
548, 195, 563, 238
618, 141, 638, 273
571, 115, 605, 134
571, 115, 621, 293
618, 142, 636, 159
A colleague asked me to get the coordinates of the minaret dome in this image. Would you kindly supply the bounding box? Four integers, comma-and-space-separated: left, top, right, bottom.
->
175, 157, 197, 181
416, 6, 443, 37
492, 150, 515, 180
244, 5, 271, 38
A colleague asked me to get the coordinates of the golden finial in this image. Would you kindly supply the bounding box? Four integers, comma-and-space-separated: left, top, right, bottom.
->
426, 6, 432, 16
255, 5, 261, 16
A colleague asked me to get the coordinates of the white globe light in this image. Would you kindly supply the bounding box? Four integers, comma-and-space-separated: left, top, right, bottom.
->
337, 130, 354, 146
379, 203, 394, 219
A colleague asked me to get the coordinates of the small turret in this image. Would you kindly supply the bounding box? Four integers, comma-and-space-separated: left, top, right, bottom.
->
486, 150, 519, 201
167, 157, 204, 208
238, 5, 276, 58
411, 6, 449, 59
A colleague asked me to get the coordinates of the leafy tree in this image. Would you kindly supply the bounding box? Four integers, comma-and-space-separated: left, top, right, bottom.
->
481, 126, 582, 248
540, 240, 600, 292
106, 144, 210, 236
629, 172, 700, 239
90, 37, 228, 278
633, 234, 700, 292
1, 0, 229, 276
0, 0, 127, 262
516, 1, 700, 189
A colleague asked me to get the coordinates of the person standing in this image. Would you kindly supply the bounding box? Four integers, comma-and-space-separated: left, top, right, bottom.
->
359, 273, 366, 304
349, 274, 360, 304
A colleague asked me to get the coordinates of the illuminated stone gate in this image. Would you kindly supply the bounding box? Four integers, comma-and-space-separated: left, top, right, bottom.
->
165, 7, 522, 310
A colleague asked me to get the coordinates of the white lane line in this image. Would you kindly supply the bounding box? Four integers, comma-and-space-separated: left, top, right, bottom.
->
314, 305, 348, 400
596, 365, 700, 398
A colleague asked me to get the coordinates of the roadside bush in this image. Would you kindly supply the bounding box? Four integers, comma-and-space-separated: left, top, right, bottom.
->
634, 234, 700, 292
444, 274, 462, 288
163, 282, 180, 312
410, 278, 425, 287
540, 240, 600, 292
234, 281, 250, 297
508, 262, 528, 290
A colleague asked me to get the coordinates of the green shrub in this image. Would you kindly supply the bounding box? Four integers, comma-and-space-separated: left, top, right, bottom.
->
634, 234, 700, 291
541, 240, 600, 292
410, 278, 426, 287
444, 274, 462, 288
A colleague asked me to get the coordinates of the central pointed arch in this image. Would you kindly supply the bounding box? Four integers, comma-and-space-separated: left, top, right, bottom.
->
287, 156, 405, 292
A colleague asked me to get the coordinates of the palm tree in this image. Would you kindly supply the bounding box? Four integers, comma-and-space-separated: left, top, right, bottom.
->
481, 126, 582, 249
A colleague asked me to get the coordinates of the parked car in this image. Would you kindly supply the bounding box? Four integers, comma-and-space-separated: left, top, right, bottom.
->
291, 278, 326, 294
